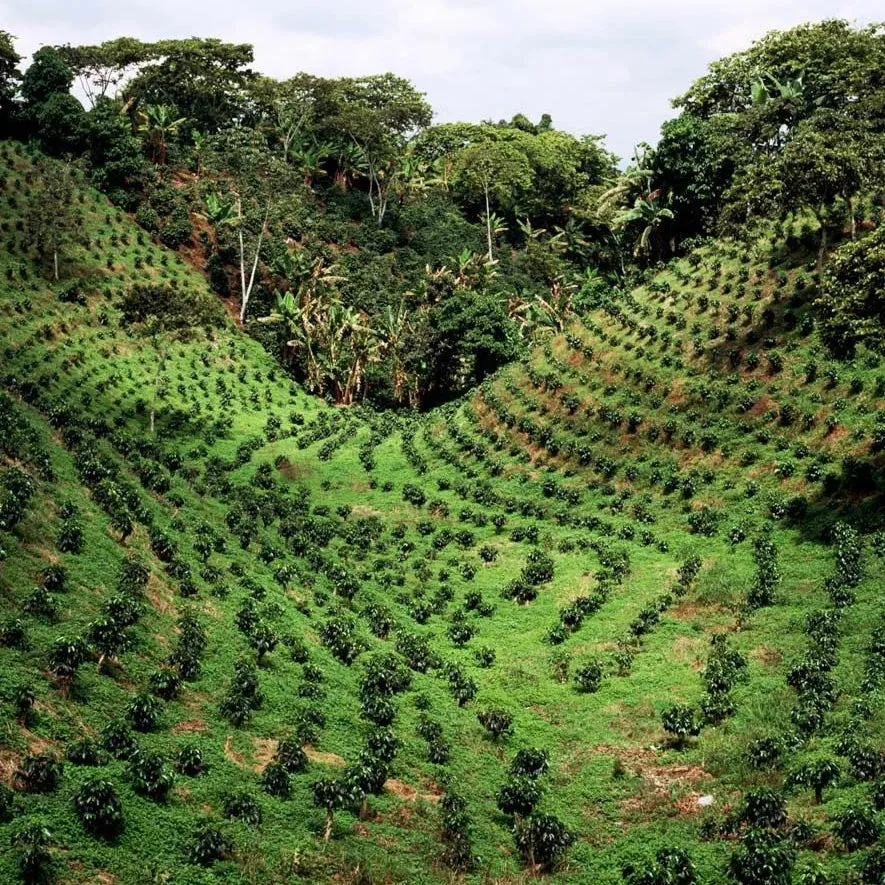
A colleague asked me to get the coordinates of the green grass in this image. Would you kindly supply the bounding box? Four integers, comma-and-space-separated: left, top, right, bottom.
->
1, 140, 884, 885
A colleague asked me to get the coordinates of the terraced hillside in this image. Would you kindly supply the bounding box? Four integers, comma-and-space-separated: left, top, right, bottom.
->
2, 141, 885, 885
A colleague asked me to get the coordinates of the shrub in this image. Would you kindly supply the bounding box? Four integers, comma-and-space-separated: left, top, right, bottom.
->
16, 753, 63, 793
728, 829, 794, 885
72, 778, 123, 838
832, 804, 880, 851
496, 775, 542, 818
661, 704, 701, 747
186, 820, 233, 866
575, 659, 604, 693
11, 821, 54, 884
0, 783, 15, 823
175, 744, 206, 777
66, 739, 107, 767
748, 737, 783, 770
127, 750, 173, 801
311, 777, 358, 841
126, 693, 163, 732
741, 789, 788, 829
261, 762, 292, 799
622, 846, 698, 885
510, 748, 550, 779
477, 708, 513, 741
222, 790, 262, 824
787, 757, 840, 804
514, 812, 575, 871
102, 717, 141, 761
274, 737, 308, 773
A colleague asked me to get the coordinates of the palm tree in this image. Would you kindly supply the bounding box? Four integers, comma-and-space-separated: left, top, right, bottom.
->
286, 139, 334, 186
136, 104, 186, 165
201, 192, 236, 227
379, 302, 416, 406
597, 145, 654, 216
613, 191, 675, 259
332, 141, 366, 191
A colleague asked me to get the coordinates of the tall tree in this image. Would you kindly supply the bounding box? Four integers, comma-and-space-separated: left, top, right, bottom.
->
451, 140, 532, 260
57, 37, 154, 107
0, 30, 21, 127
136, 103, 186, 164
24, 159, 80, 280
124, 38, 255, 133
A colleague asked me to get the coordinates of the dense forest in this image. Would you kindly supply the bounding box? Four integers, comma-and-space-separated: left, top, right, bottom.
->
1, 16, 885, 885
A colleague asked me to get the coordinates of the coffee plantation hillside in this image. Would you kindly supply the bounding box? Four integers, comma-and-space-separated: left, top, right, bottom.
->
1, 142, 885, 885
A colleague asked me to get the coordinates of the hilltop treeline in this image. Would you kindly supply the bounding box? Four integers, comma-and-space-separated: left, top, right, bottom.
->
1, 19, 884, 404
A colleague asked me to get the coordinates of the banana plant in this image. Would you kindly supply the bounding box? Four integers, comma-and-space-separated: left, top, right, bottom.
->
136, 104, 186, 165
613, 190, 675, 258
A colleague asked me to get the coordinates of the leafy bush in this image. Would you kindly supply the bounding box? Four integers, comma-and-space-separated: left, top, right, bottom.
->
186, 820, 233, 866
261, 761, 292, 799
176, 744, 206, 777
16, 753, 63, 793
510, 748, 550, 779
127, 750, 173, 801
477, 708, 513, 741
832, 804, 880, 851
72, 778, 123, 838
575, 659, 604, 693
514, 812, 575, 871
623, 846, 698, 885
222, 790, 262, 824
11, 821, 54, 884
496, 775, 542, 818
661, 704, 701, 747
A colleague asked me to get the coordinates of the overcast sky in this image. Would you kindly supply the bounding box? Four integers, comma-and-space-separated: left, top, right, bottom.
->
1, 0, 877, 159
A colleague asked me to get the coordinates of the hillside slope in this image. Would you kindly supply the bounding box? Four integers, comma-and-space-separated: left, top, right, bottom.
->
1, 142, 884, 885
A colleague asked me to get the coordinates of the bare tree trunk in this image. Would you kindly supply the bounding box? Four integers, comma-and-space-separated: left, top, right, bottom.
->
238, 199, 270, 324
323, 811, 333, 842
817, 222, 827, 279
53, 249, 58, 281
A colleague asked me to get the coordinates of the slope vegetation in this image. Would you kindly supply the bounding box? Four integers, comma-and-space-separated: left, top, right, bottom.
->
1, 143, 884, 885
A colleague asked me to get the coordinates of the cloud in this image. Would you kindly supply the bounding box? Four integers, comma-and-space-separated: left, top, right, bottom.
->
1, 0, 876, 158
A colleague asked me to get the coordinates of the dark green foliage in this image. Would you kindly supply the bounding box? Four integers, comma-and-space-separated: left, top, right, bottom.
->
496, 775, 542, 818
222, 790, 262, 825
477, 708, 513, 741
510, 748, 550, 779
101, 720, 138, 760
126, 693, 163, 732
623, 846, 698, 885
513, 812, 575, 870
11, 821, 54, 884
127, 749, 173, 801
175, 744, 206, 777
728, 830, 794, 885
261, 761, 292, 799
72, 778, 123, 838
66, 739, 107, 768
741, 789, 787, 830
16, 753, 62, 793
818, 227, 885, 357
787, 757, 840, 804
574, 658, 604, 693
832, 804, 880, 851
662, 704, 701, 747
186, 820, 233, 866
0, 783, 15, 822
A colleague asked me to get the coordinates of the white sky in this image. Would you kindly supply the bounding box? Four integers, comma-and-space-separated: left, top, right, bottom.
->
0, 0, 878, 158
